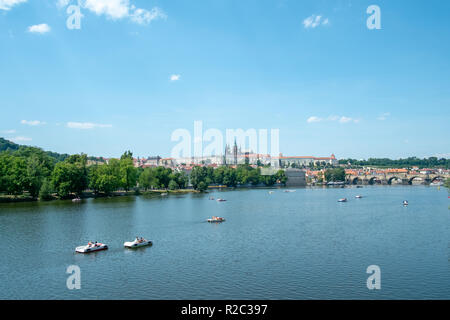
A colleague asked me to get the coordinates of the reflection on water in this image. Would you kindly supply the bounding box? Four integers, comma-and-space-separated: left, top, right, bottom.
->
0, 186, 449, 299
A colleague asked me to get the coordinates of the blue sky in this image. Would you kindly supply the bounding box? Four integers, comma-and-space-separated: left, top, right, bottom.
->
0, 0, 449, 159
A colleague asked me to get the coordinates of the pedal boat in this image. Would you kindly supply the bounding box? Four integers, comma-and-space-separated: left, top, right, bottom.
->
338, 198, 348, 202
75, 242, 108, 253
207, 217, 226, 223
124, 239, 153, 248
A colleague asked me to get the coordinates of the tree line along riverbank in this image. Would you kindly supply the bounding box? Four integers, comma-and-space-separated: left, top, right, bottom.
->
0, 148, 287, 203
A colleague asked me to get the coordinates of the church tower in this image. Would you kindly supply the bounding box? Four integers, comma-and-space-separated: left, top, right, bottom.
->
233, 139, 238, 165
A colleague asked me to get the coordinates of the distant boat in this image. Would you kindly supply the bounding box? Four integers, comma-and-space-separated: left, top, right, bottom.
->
327, 181, 345, 186
284, 190, 296, 193
430, 181, 443, 187
356, 186, 363, 188
355, 195, 363, 199
403, 200, 409, 206
161, 193, 168, 196
338, 198, 348, 202
207, 216, 225, 223
217, 198, 227, 202
72, 197, 82, 202
268, 191, 274, 194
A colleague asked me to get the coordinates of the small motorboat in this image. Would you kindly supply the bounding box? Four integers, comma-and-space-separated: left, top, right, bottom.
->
403, 200, 409, 206
355, 195, 363, 199
161, 193, 168, 196
338, 198, 348, 202
268, 191, 274, 194
284, 190, 296, 193
75, 242, 108, 253
216, 198, 227, 202
72, 197, 82, 202
356, 186, 363, 188
124, 237, 152, 248
207, 216, 226, 223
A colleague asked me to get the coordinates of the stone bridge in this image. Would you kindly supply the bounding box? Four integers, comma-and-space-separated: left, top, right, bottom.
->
345, 174, 447, 185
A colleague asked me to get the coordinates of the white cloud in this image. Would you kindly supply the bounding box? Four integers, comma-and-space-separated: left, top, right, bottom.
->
339, 116, 353, 123
10, 136, 32, 142
67, 122, 112, 129
28, 24, 51, 34
2, 129, 16, 134
21, 120, 46, 126
170, 74, 181, 81
307, 116, 323, 123
377, 112, 390, 121
0, 0, 27, 11
130, 7, 167, 25
303, 14, 329, 29
307, 115, 360, 124
76, 0, 166, 25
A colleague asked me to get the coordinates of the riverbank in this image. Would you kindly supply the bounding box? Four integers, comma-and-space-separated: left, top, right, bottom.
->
0, 189, 201, 203
1, 183, 446, 203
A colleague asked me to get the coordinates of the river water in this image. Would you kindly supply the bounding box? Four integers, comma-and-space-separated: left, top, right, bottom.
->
0, 186, 449, 299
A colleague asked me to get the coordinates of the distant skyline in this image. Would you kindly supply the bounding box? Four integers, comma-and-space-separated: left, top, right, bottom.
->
1, 0, 449, 159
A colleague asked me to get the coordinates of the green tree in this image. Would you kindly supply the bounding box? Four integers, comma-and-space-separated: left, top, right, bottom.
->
275, 170, 287, 185
0, 154, 28, 195
262, 174, 277, 186
25, 152, 53, 198
168, 180, 179, 190
89, 163, 120, 195
213, 166, 226, 185
51, 154, 88, 197
119, 152, 137, 191
139, 168, 154, 190
197, 181, 208, 192
324, 168, 346, 182
170, 171, 188, 189
190, 166, 210, 191
39, 178, 54, 201
223, 167, 237, 187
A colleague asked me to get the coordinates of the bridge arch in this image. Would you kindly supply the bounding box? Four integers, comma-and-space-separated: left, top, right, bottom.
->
352, 177, 363, 185
409, 176, 424, 185
388, 177, 402, 185
430, 176, 445, 183
368, 177, 382, 185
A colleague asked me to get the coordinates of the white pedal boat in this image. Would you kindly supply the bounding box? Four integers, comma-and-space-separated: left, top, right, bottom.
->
207, 217, 226, 223
75, 242, 108, 253
124, 239, 153, 248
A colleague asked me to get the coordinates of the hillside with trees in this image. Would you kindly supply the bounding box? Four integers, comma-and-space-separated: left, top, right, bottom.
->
339, 157, 450, 169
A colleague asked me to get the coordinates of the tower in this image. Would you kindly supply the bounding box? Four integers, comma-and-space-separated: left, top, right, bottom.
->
233, 139, 238, 165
